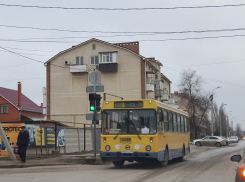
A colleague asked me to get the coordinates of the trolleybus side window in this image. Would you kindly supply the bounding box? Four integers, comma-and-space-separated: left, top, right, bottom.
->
185, 117, 189, 133
177, 115, 181, 133
169, 112, 173, 132
181, 116, 185, 133
173, 114, 177, 132
163, 110, 169, 132
157, 108, 163, 132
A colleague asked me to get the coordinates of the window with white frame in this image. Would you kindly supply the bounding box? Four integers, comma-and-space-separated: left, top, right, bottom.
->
99, 52, 117, 63
91, 56, 99, 65
76, 57, 84, 65
1, 104, 8, 114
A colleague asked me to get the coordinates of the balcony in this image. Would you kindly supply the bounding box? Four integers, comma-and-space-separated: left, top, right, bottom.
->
146, 84, 154, 92
161, 94, 169, 101
99, 63, 118, 72
70, 65, 88, 73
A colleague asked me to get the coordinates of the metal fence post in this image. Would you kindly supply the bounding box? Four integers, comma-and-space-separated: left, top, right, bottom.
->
84, 124, 86, 151
77, 128, 81, 152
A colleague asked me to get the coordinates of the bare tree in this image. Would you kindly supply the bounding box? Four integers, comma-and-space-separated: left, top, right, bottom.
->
178, 69, 210, 139
236, 123, 242, 138
213, 102, 229, 137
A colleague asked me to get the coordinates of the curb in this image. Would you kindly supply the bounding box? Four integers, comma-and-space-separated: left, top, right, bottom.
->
0, 163, 73, 169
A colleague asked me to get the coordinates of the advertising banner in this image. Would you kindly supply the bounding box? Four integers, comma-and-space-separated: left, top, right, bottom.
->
25, 125, 45, 147
0, 123, 25, 157
25, 125, 65, 147
0, 124, 65, 157
44, 126, 65, 147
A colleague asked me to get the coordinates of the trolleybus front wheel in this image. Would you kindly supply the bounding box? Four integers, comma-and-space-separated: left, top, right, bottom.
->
112, 160, 125, 167
159, 149, 169, 167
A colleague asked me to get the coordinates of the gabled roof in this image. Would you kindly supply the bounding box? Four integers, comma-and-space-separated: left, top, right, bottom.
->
161, 73, 172, 83
0, 87, 42, 113
45, 38, 147, 65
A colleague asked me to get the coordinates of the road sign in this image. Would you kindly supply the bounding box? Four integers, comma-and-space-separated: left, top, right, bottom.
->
86, 113, 102, 120
86, 86, 104, 93
89, 72, 101, 85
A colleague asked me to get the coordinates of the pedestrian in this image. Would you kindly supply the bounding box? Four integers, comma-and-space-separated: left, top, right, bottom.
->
17, 126, 29, 163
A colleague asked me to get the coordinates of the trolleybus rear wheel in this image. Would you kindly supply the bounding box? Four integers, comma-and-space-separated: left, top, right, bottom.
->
178, 147, 185, 162
112, 160, 125, 167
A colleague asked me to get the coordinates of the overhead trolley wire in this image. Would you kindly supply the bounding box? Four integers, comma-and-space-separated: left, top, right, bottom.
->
0, 3, 245, 10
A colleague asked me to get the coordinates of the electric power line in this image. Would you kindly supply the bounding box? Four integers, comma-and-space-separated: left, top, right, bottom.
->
4, 46, 59, 52
1, 34, 245, 44
165, 67, 245, 89
163, 60, 245, 69
0, 49, 53, 56
0, 46, 90, 71
2, 24, 245, 34
0, 3, 245, 10
0, 62, 36, 69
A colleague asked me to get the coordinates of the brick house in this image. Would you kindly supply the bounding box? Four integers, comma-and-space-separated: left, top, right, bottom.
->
44, 38, 173, 127
0, 82, 44, 122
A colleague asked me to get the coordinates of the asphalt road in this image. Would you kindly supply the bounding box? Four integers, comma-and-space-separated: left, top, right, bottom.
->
1, 141, 245, 182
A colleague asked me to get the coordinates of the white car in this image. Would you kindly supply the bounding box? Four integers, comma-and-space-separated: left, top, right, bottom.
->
193, 136, 226, 147
229, 136, 239, 143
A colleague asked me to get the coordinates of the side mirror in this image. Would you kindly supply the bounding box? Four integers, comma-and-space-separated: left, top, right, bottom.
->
231, 155, 242, 163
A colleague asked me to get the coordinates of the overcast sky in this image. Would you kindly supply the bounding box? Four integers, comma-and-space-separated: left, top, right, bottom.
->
1, 0, 245, 129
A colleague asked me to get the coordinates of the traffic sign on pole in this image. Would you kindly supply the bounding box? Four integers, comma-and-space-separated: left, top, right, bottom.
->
89, 72, 101, 85
86, 86, 104, 93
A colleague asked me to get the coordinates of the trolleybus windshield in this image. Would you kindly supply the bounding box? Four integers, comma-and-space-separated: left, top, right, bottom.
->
102, 109, 156, 135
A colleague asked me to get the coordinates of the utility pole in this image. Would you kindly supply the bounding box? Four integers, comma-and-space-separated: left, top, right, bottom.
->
231, 121, 233, 135
93, 69, 97, 159
226, 115, 229, 138
211, 86, 221, 136
88, 69, 102, 160
0, 123, 16, 160
211, 95, 214, 136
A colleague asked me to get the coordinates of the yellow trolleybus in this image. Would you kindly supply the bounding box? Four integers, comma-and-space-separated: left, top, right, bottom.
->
100, 99, 190, 166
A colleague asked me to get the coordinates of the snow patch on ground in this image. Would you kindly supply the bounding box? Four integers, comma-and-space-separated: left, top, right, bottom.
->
188, 141, 245, 162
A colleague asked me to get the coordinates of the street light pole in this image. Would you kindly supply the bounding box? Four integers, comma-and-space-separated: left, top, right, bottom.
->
211, 86, 221, 136
228, 111, 232, 138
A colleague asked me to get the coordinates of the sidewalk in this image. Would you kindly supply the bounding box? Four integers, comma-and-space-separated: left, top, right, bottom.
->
0, 152, 101, 168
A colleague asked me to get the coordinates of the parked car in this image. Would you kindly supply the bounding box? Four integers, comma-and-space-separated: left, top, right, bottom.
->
230, 136, 239, 143
230, 155, 245, 182
194, 136, 226, 147
221, 136, 230, 146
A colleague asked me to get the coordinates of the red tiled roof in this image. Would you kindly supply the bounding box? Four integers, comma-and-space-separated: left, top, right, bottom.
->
0, 87, 42, 113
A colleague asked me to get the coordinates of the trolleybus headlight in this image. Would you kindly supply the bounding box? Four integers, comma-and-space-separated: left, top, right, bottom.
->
105, 145, 111, 151
146, 145, 151, 151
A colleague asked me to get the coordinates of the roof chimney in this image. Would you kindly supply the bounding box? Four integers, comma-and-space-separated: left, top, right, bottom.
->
18, 82, 21, 107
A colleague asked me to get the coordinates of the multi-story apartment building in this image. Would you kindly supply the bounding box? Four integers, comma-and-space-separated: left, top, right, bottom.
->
172, 91, 209, 140
44, 38, 172, 127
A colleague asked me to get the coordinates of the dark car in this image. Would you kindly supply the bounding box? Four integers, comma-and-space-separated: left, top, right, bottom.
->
231, 155, 245, 182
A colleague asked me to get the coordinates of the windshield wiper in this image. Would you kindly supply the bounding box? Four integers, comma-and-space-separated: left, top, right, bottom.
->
137, 134, 142, 140
114, 135, 119, 140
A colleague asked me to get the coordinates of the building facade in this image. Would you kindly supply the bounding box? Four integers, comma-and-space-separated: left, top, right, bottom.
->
172, 91, 209, 140
45, 38, 172, 127
0, 82, 44, 122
